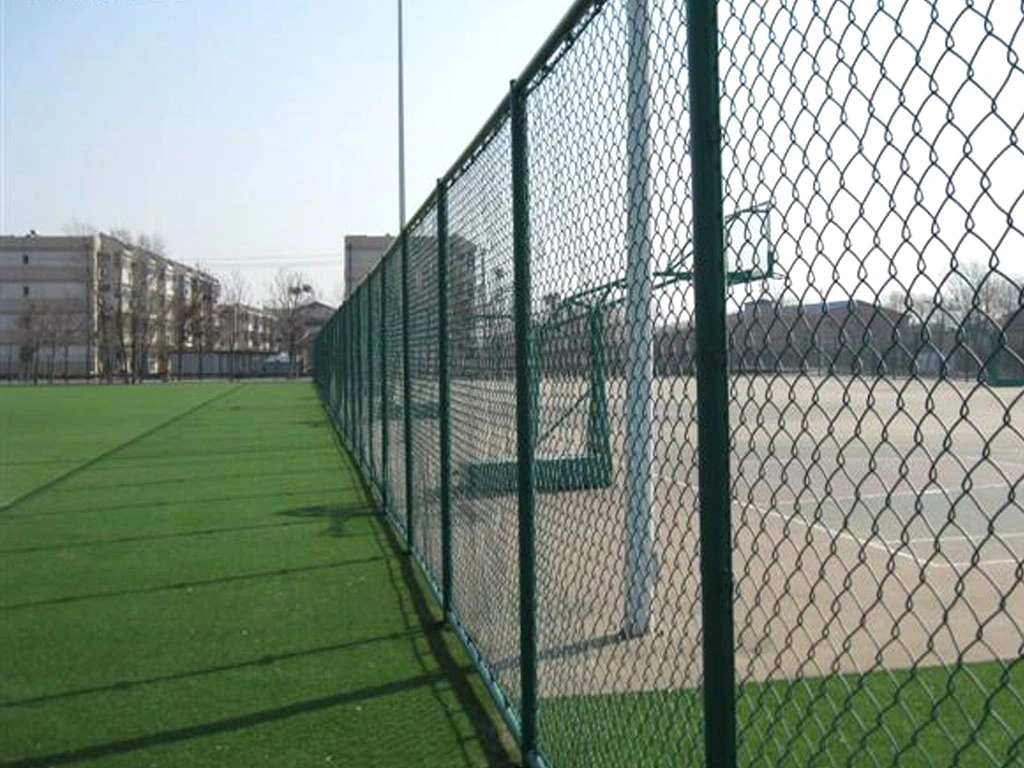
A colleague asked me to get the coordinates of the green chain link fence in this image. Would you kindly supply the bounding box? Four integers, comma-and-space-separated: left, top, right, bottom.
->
314, 1, 1024, 766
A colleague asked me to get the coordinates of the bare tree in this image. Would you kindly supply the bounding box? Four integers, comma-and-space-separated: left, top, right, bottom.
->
61, 220, 98, 237
39, 306, 61, 383
219, 271, 250, 377
945, 260, 1021, 324
932, 259, 1023, 377
113, 257, 131, 383
55, 306, 86, 381
94, 252, 120, 383
17, 302, 44, 384
170, 273, 189, 378
186, 269, 218, 379
108, 227, 167, 255
266, 269, 314, 376
3, 340, 13, 383
128, 258, 157, 383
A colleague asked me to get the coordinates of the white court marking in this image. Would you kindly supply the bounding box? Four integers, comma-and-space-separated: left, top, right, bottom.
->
771, 482, 1011, 507
653, 472, 1021, 570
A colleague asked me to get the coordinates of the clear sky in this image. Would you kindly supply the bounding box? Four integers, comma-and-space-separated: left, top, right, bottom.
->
0, 0, 567, 303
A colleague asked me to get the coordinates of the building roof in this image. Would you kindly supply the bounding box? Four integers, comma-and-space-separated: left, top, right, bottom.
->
1, 232, 217, 284
734, 298, 903, 320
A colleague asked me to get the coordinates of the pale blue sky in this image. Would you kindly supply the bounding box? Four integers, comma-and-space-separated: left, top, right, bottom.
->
0, 0, 567, 301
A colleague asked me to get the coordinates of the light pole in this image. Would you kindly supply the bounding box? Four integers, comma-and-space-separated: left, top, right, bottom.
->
397, 0, 407, 232
289, 284, 313, 375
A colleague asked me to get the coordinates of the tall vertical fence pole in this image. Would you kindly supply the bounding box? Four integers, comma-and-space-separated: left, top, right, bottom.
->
356, 289, 363, 465
437, 179, 454, 618
510, 78, 538, 766
381, 261, 390, 516
348, 308, 355, 441
344, 310, 351, 437
686, 2, 737, 768
367, 279, 375, 483
623, 0, 656, 637
401, 231, 415, 551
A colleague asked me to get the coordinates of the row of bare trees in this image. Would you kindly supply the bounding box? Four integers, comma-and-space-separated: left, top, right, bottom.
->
6, 302, 87, 384
8, 220, 323, 382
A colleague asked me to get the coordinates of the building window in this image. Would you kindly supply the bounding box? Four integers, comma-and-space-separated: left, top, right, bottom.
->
23, 286, 30, 297
22, 254, 29, 265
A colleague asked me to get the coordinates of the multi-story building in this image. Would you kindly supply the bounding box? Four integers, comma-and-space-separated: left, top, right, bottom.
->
0, 232, 218, 379
217, 303, 278, 352
344, 234, 395, 299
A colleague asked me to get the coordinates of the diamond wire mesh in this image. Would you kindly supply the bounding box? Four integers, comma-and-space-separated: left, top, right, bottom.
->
366, 269, 380, 488
362, 284, 373, 473
312, 1, 1024, 766
384, 247, 407, 537
356, 285, 367, 470
407, 208, 444, 586
717, 2, 1024, 766
523, 2, 711, 765
446, 118, 523, 715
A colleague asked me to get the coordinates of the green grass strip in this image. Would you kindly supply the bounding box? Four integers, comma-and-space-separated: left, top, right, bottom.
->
0, 382, 516, 768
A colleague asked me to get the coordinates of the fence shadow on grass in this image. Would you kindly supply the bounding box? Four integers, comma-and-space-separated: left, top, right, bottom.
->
277, 502, 375, 538
371, 517, 519, 768
1, 670, 463, 768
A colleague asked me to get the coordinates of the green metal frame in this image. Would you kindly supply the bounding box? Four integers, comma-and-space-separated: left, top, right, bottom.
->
459, 202, 774, 496
510, 77, 538, 767
460, 303, 612, 495
986, 325, 1024, 387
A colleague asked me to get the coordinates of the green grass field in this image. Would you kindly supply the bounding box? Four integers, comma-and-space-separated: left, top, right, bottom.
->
539, 660, 1022, 768
2, 381, 1019, 768
0, 382, 516, 768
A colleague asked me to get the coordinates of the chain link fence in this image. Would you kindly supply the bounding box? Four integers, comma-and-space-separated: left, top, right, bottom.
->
314, 1, 1024, 766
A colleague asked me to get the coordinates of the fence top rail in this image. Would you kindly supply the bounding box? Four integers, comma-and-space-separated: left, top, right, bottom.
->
407, 0, 604, 223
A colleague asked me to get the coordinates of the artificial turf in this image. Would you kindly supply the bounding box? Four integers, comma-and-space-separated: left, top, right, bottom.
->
0, 382, 516, 767
538, 659, 1023, 768
3, 381, 1019, 768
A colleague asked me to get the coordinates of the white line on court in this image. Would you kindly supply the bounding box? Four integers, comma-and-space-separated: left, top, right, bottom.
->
653, 471, 921, 565
772, 482, 1011, 508
890, 531, 1024, 546
653, 471, 1019, 570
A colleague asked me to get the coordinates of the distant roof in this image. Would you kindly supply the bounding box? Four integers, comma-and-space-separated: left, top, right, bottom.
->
344, 234, 395, 249
737, 298, 888, 316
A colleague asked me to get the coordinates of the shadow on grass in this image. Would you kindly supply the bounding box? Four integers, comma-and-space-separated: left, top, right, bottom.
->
1, 529, 511, 768
316, 396, 516, 765
0, 555, 386, 612
2, 671, 461, 768
277, 502, 375, 538
372, 517, 518, 767
0, 519, 329, 556
3, 487, 358, 520
0, 385, 243, 513
0, 628, 420, 711
39, 465, 343, 494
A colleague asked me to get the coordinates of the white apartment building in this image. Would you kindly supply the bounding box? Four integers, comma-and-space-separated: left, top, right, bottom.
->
0, 233, 218, 379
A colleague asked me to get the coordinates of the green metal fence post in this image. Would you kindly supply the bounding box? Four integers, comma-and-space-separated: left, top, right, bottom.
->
356, 290, 364, 462
342, 310, 349, 434
365, 287, 371, 470
381, 261, 390, 516
437, 178, 453, 618
510, 77, 538, 766
686, 2, 737, 768
401, 230, 414, 551
367, 278, 375, 483
347, 308, 355, 442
